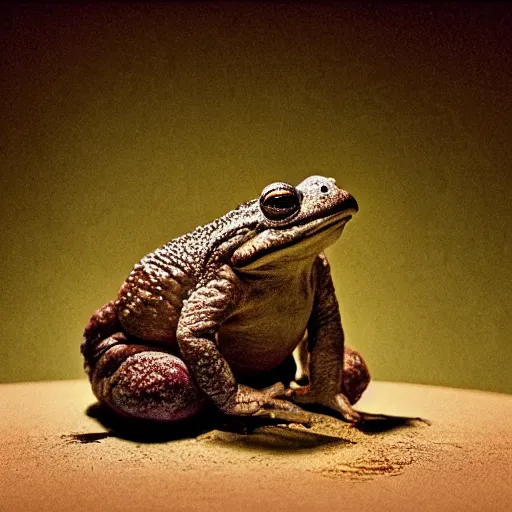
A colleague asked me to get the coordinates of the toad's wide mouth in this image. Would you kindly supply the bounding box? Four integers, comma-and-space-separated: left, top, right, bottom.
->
231, 209, 354, 268
299, 210, 353, 238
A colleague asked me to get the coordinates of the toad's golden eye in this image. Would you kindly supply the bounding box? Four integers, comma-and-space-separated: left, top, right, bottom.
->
259, 182, 302, 221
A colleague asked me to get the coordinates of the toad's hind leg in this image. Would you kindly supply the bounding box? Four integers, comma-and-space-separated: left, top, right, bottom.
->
91, 342, 207, 422
82, 303, 207, 422
342, 347, 370, 405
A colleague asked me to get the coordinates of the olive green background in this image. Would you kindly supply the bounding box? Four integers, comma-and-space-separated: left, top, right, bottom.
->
1, 4, 510, 392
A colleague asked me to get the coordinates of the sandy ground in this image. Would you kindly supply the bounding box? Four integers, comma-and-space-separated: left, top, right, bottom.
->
1, 380, 511, 512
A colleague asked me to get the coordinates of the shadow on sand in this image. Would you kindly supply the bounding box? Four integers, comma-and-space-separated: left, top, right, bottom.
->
62, 401, 429, 448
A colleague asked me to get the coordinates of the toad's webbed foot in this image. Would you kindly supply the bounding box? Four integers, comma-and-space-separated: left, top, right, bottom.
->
292, 387, 362, 422
220, 383, 313, 426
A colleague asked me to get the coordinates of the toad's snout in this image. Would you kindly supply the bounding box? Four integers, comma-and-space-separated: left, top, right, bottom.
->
340, 192, 359, 215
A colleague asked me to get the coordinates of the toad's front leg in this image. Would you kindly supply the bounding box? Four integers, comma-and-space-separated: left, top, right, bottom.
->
176, 265, 312, 425
292, 254, 370, 422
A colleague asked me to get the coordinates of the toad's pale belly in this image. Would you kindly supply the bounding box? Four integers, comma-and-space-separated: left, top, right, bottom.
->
218, 267, 316, 376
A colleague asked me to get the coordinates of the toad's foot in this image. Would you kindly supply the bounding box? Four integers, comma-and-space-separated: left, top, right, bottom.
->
291, 385, 362, 423
221, 383, 313, 426
287, 346, 372, 423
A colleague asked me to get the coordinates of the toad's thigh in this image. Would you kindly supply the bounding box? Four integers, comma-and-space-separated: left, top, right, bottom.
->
91, 340, 207, 422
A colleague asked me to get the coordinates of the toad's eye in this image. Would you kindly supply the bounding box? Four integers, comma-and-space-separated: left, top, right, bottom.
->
259, 182, 302, 221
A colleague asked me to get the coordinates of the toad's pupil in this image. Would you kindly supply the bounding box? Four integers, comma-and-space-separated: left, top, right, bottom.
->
267, 193, 298, 209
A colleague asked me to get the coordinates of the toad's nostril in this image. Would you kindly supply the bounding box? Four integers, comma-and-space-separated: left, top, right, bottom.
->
320, 185, 329, 193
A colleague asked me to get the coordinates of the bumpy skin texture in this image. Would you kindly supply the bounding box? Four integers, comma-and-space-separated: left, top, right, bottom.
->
82, 176, 370, 425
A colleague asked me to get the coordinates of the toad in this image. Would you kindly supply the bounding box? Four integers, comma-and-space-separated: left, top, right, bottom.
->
81, 176, 370, 425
